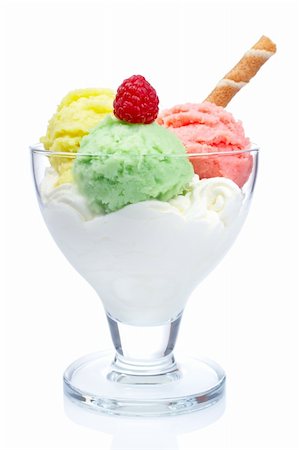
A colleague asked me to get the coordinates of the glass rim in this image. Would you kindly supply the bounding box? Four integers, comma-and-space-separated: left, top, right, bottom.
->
30, 143, 259, 158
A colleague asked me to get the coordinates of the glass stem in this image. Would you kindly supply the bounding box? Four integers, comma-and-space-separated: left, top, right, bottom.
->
106, 313, 183, 384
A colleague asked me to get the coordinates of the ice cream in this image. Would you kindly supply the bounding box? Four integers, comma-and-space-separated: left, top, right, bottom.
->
35, 68, 262, 325
73, 115, 194, 213
41, 88, 115, 184
41, 167, 245, 325
157, 102, 252, 187
156, 35, 277, 189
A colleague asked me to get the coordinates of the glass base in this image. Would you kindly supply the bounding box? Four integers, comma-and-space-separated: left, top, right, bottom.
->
63, 350, 225, 417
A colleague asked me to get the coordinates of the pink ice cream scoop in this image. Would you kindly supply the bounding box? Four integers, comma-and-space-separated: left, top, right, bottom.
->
157, 102, 252, 187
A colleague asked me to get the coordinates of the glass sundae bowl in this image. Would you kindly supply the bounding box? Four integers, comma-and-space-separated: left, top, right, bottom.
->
31, 145, 258, 417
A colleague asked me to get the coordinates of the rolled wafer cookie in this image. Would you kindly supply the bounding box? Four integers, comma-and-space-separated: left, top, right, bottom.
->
205, 35, 276, 107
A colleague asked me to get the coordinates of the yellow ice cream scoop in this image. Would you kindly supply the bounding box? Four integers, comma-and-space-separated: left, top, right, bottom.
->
40, 88, 115, 184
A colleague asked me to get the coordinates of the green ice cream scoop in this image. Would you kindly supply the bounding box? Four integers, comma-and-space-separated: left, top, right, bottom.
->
73, 115, 194, 213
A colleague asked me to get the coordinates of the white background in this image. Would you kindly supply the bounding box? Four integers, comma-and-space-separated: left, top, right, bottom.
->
2, 0, 299, 449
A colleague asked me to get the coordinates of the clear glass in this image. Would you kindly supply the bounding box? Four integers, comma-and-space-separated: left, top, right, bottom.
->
31, 144, 258, 416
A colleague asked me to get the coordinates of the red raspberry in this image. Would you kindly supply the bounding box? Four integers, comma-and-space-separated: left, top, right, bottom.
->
113, 75, 159, 124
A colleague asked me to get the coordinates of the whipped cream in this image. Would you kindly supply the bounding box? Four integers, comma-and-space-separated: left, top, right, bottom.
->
40, 168, 245, 325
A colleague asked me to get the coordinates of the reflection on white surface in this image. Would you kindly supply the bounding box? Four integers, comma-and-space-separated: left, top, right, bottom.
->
64, 394, 226, 450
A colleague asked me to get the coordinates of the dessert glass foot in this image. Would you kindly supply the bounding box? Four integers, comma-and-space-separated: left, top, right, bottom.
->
31, 146, 258, 417
64, 352, 225, 417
